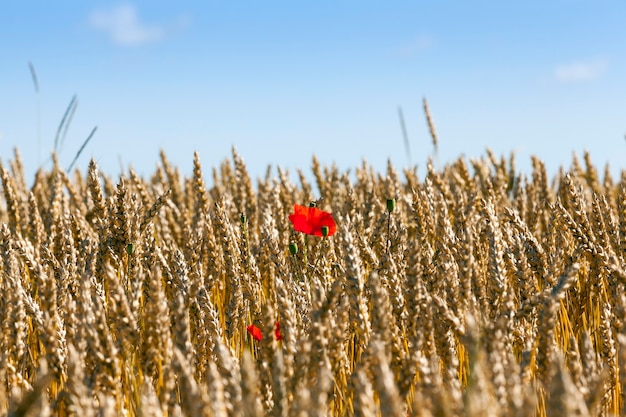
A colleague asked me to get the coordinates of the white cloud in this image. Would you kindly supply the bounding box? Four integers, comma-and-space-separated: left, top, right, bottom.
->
89, 4, 166, 46
394, 35, 434, 57
554, 59, 608, 83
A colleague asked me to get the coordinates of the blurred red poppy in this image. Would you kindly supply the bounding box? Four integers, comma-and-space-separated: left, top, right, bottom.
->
274, 321, 283, 341
288, 204, 337, 237
247, 322, 283, 341
247, 324, 263, 341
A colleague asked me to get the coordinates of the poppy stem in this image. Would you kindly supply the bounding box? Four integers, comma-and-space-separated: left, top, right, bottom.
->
289, 241, 304, 284
289, 242, 311, 303
313, 236, 324, 272
386, 212, 391, 256
302, 234, 308, 270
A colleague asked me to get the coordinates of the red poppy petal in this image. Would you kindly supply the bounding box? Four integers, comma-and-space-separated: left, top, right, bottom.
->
289, 212, 313, 234
317, 212, 337, 236
247, 324, 263, 341
309, 209, 336, 237
274, 321, 283, 341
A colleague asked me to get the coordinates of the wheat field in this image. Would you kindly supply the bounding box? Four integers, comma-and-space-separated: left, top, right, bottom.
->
0, 147, 625, 416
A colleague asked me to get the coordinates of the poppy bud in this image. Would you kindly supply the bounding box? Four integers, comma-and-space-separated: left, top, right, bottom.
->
289, 242, 298, 255
126, 243, 134, 256
240, 213, 247, 225
386, 198, 396, 213
321, 226, 329, 238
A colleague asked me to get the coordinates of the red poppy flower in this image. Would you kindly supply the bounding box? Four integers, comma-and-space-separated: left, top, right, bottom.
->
288, 204, 337, 237
274, 321, 283, 341
247, 322, 283, 341
247, 324, 263, 341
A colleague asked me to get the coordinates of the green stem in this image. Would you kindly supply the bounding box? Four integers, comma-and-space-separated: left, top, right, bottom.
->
386, 211, 391, 256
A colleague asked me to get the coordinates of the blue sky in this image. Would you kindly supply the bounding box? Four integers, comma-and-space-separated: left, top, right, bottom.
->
1, 1, 625, 183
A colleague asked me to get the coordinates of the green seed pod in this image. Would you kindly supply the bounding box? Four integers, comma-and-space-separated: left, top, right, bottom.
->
289, 242, 298, 255
126, 243, 134, 256
386, 198, 396, 213
240, 213, 247, 225
321, 226, 329, 238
